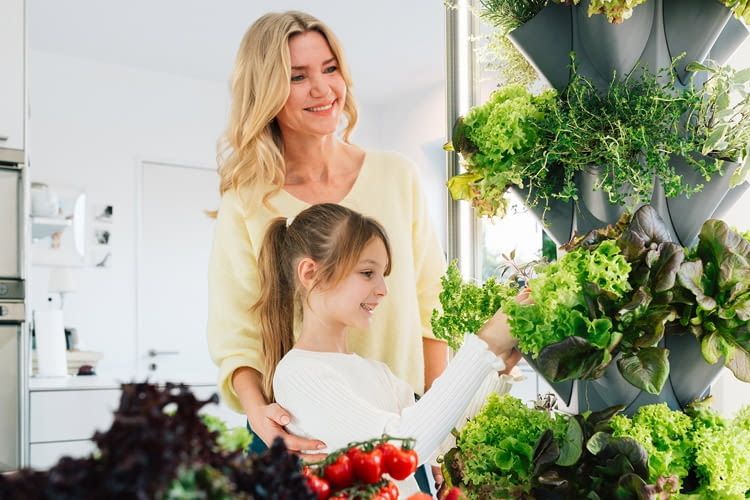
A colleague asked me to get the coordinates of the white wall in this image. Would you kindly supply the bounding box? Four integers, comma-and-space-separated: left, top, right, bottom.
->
28, 49, 447, 380
359, 82, 448, 250
28, 50, 229, 378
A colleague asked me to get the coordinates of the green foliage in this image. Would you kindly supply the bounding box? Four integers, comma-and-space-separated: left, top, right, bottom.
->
505, 206, 686, 394
527, 61, 709, 208
585, 0, 649, 23
201, 414, 252, 454
504, 240, 631, 359
478, 0, 547, 33
720, 0, 750, 24
685, 60, 750, 186
448, 84, 557, 217
430, 260, 519, 350
452, 394, 567, 498
531, 404, 675, 499
676, 219, 750, 382
610, 404, 693, 487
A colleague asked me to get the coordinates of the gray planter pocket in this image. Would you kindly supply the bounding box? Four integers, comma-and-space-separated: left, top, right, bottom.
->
663, 0, 732, 85
665, 331, 725, 408
665, 153, 743, 247
521, 353, 575, 406
709, 17, 750, 66
573, 0, 654, 85
575, 165, 632, 225
509, 185, 574, 246
507, 3, 572, 91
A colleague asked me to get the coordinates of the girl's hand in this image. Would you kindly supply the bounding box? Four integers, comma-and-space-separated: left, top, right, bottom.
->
249, 402, 328, 462
477, 287, 531, 356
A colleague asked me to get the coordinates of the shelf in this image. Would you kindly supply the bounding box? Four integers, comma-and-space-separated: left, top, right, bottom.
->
31, 216, 72, 240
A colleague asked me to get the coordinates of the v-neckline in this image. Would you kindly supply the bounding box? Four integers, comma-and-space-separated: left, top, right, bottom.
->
277, 150, 369, 209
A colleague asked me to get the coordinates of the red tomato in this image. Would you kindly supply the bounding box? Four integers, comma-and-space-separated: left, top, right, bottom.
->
376, 442, 399, 461
323, 454, 354, 490
351, 448, 384, 484
443, 487, 463, 500
378, 480, 400, 500
406, 494, 432, 500
305, 474, 331, 500
385, 448, 418, 480
329, 495, 348, 500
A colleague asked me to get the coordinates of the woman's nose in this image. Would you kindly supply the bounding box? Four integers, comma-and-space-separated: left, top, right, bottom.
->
309, 74, 330, 99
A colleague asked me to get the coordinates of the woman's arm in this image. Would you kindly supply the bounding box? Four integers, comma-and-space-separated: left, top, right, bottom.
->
207, 190, 324, 456
233, 367, 326, 459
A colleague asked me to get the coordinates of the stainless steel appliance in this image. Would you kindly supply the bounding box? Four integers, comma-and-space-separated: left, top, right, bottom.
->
0, 148, 28, 472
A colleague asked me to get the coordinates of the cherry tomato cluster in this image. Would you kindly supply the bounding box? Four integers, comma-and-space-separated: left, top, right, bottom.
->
303, 436, 420, 499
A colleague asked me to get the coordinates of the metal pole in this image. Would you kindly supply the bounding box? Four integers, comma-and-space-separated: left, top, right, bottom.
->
445, 0, 478, 279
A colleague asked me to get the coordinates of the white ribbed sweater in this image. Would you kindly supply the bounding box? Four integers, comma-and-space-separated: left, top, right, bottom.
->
273, 335, 506, 495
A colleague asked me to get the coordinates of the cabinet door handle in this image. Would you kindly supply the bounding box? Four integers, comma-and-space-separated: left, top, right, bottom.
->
147, 349, 179, 357
0, 135, 8, 142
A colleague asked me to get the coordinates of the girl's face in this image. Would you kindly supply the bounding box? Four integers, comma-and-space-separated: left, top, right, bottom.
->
276, 31, 347, 139
316, 238, 389, 331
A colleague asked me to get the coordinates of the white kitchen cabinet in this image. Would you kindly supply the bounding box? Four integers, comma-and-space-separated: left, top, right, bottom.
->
0, 0, 25, 151
27, 378, 246, 470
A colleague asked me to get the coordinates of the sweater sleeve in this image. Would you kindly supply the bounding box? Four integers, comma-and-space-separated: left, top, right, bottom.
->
407, 162, 448, 340
207, 190, 264, 414
273, 335, 504, 464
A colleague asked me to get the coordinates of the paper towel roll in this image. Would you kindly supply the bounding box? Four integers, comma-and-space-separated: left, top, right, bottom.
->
35, 310, 68, 378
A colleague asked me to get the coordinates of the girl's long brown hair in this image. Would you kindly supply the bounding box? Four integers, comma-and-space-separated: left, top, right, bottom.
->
253, 204, 391, 401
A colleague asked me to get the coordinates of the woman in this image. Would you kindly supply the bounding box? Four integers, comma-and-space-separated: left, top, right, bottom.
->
206, 10, 449, 481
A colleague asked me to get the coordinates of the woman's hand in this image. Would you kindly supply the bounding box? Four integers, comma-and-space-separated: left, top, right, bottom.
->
248, 402, 328, 462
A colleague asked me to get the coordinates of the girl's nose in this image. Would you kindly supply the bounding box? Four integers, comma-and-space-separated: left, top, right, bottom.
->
376, 277, 388, 297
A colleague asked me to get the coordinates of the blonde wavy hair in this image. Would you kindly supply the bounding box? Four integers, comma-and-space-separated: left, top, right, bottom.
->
216, 11, 359, 208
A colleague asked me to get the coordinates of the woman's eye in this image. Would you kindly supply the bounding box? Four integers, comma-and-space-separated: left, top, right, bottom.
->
324, 65, 338, 74
291, 74, 305, 82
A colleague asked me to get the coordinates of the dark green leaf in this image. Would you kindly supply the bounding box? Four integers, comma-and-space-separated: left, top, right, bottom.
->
451, 116, 477, 155
587, 432, 611, 456
556, 417, 583, 467
605, 437, 649, 479
627, 206, 673, 249
617, 348, 670, 394
677, 260, 717, 311
532, 429, 560, 473
651, 243, 685, 293
537, 337, 607, 381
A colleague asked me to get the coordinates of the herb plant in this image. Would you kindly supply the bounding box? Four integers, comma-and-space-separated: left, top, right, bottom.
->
585, 0, 649, 23
684, 60, 750, 186
479, 0, 547, 33
527, 61, 710, 208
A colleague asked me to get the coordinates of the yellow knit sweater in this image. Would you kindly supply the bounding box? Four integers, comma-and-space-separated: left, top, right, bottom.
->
207, 150, 447, 413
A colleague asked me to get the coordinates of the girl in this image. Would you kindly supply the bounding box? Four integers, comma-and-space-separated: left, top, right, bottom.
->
255, 203, 525, 496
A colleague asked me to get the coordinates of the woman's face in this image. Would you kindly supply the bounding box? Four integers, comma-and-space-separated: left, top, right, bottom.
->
276, 31, 347, 139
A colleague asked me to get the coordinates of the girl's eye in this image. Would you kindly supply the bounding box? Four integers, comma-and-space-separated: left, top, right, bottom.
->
361, 271, 373, 279
324, 65, 338, 74
291, 74, 305, 82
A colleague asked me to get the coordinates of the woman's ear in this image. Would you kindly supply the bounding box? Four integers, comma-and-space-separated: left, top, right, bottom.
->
296, 257, 318, 291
